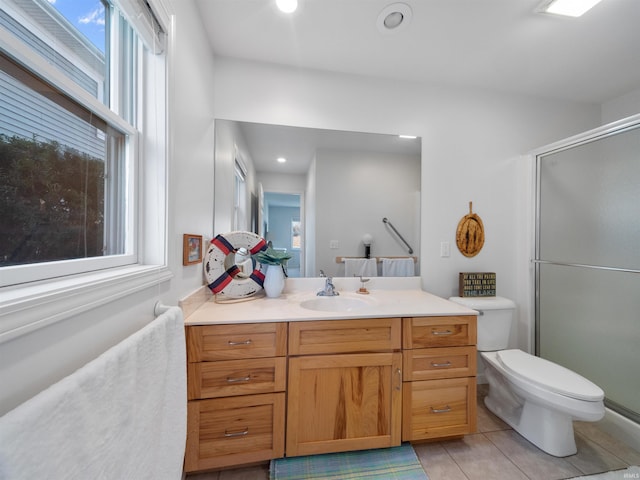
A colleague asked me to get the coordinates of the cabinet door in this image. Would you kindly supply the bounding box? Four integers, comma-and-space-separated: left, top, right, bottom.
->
286, 352, 402, 457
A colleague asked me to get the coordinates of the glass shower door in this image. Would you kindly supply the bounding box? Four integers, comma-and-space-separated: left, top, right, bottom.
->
535, 121, 640, 423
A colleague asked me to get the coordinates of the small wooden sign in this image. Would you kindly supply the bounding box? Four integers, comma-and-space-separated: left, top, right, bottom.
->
459, 272, 496, 297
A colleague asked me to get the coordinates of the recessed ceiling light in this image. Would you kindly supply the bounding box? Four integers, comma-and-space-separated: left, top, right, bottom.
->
276, 0, 298, 14
377, 3, 412, 34
277, 157, 287, 163
537, 0, 603, 17
384, 11, 404, 29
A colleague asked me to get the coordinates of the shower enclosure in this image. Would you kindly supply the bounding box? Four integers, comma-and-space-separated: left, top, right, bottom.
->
534, 115, 640, 424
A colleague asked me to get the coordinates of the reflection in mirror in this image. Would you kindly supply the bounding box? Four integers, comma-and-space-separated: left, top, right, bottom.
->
223, 248, 253, 279
264, 192, 302, 277
214, 120, 421, 278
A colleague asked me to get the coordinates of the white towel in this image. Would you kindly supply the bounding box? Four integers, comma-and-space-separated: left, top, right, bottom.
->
0, 306, 187, 480
344, 258, 378, 277
381, 257, 415, 277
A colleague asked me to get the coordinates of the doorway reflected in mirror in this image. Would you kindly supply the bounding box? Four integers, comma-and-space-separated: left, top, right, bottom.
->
264, 192, 301, 278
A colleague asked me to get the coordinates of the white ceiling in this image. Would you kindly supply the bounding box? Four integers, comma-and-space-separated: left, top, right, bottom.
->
233, 120, 421, 175
195, 0, 640, 105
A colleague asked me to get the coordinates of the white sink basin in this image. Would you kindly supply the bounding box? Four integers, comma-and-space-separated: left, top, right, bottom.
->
299, 296, 370, 312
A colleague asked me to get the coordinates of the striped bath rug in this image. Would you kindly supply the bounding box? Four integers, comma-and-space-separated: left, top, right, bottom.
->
270, 443, 428, 480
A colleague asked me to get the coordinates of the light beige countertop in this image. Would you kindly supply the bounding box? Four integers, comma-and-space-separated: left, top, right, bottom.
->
185, 277, 477, 325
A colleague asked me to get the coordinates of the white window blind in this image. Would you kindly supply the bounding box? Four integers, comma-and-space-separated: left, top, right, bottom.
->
110, 0, 165, 54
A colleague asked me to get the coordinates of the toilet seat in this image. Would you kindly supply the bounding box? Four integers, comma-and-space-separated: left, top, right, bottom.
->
496, 349, 604, 402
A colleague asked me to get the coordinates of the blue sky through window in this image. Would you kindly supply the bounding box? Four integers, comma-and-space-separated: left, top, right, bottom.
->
47, 0, 105, 52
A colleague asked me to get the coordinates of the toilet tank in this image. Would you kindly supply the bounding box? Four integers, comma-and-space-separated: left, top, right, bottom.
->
448, 296, 516, 351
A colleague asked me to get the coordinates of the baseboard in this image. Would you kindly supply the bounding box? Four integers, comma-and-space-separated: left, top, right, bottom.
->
598, 407, 640, 452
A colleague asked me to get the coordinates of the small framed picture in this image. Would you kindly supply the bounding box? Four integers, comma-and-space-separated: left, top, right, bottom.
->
183, 234, 203, 266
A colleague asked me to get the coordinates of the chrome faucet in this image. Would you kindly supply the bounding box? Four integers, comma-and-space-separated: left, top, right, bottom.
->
317, 272, 339, 296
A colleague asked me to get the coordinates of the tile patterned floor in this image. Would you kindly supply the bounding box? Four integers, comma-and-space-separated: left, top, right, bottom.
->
186, 385, 640, 480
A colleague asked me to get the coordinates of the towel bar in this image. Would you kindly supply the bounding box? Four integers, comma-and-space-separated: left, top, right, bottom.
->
154, 301, 172, 317
335, 256, 417, 263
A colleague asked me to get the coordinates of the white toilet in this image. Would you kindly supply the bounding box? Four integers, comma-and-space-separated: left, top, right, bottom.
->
449, 296, 605, 457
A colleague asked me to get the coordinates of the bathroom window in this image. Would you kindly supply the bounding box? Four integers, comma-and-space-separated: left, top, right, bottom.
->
0, 0, 167, 287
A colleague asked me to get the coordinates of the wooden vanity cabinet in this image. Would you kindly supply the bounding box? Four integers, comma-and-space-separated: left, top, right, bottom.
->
286, 318, 403, 457
402, 316, 477, 441
184, 323, 287, 473
184, 314, 478, 471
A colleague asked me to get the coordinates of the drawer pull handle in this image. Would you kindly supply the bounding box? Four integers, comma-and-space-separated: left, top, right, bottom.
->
395, 368, 402, 391
228, 339, 252, 346
224, 427, 249, 437
226, 375, 251, 383
431, 406, 452, 414
431, 361, 452, 368
431, 329, 453, 336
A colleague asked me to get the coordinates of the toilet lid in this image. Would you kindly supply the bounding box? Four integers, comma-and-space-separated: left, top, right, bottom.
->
496, 349, 604, 401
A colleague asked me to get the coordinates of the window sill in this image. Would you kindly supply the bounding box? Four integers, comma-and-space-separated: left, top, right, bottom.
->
0, 265, 173, 344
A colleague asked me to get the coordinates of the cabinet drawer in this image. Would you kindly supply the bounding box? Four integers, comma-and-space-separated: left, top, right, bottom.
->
402, 377, 476, 441
403, 316, 477, 349
289, 318, 401, 355
403, 346, 476, 381
186, 323, 287, 362
188, 357, 286, 400
185, 393, 285, 472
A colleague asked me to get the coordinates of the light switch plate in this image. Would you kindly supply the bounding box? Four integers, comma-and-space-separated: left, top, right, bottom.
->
440, 241, 450, 257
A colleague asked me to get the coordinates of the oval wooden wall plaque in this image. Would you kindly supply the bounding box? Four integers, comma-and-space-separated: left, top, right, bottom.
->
456, 202, 484, 257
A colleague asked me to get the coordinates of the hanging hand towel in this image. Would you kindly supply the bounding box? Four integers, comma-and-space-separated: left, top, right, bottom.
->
344, 258, 378, 277
381, 257, 415, 277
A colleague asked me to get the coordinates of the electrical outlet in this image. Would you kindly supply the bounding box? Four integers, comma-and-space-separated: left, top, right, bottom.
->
440, 241, 450, 257
329, 240, 339, 249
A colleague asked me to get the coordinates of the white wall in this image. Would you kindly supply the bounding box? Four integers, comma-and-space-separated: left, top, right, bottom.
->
259, 172, 307, 196
305, 156, 317, 277
170, 2, 217, 292
315, 149, 420, 277
213, 120, 259, 235
602, 87, 640, 124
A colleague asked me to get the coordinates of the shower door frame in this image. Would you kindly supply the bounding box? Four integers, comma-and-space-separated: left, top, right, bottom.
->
532, 113, 640, 424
